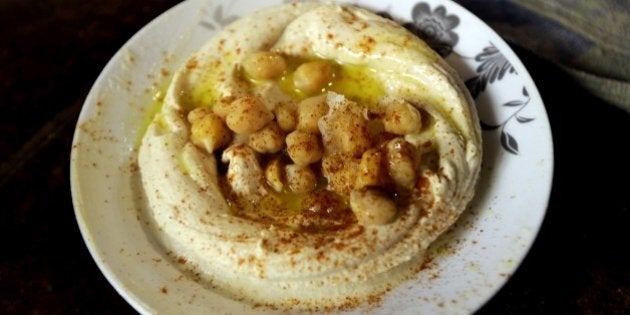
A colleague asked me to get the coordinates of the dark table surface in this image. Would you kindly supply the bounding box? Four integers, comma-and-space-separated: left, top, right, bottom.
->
1, 1, 628, 314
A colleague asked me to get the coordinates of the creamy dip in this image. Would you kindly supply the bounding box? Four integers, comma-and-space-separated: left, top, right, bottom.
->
138, 2, 481, 310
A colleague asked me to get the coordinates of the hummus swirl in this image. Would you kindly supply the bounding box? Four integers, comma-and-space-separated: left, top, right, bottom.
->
139, 3, 481, 309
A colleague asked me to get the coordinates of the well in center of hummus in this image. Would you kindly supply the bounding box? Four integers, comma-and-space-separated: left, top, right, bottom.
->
186, 52, 431, 231
138, 2, 481, 311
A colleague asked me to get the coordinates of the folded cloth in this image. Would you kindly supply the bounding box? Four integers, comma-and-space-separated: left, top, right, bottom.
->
454, 0, 630, 112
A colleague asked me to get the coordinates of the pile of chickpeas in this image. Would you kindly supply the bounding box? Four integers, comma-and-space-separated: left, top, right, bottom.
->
187, 51, 426, 226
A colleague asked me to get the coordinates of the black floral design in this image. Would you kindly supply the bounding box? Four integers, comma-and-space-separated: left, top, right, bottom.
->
200, 4, 238, 30
481, 87, 533, 155
463, 43, 531, 154
465, 44, 516, 98
404, 2, 459, 57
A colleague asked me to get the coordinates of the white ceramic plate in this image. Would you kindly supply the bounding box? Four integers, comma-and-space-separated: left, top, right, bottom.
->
70, 0, 553, 313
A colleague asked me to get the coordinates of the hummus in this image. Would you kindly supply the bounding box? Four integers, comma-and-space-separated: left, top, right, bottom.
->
138, 3, 481, 310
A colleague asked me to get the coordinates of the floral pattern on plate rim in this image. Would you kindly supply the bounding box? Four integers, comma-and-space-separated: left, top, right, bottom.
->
391, 2, 535, 155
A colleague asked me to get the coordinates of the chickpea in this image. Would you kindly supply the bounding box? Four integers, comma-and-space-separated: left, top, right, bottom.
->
212, 96, 236, 120
242, 51, 287, 80
356, 148, 385, 189
285, 164, 317, 193
225, 96, 274, 134
286, 130, 323, 165
386, 138, 417, 190
187, 107, 213, 124
265, 158, 285, 192
381, 98, 422, 135
274, 102, 297, 132
248, 121, 285, 153
349, 189, 397, 225
293, 61, 335, 95
296, 94, 328, 133
190, 112, 231, 153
